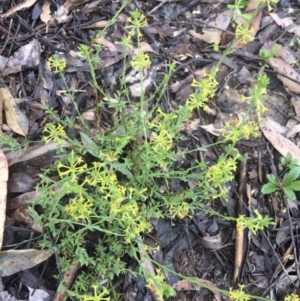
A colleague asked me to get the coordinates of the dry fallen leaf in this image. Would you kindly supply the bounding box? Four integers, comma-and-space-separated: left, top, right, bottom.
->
40, 3, 51, 32
270, 13, 300, 37
189, 29, 222, 44
268, 57, 300, 94
0, 151, 8, 250
2, 39, 41, 76
6, 141, 72, 166
260, 119, 300, 164
9, 205, 43, 233
0, 83, 29, 136
0, 249, 53, 277
0, 0, 38, 18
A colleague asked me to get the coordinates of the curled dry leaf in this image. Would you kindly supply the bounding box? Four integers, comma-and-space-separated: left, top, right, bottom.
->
0, 0, 37, 18
9, 205, 43, 233
0, 84, 28, 136
0, 151, 8, 250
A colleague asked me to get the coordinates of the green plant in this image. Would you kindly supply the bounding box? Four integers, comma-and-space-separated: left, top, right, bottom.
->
3, 3, 277, 301
262, 155, 300, 200
259, 44, 280, 60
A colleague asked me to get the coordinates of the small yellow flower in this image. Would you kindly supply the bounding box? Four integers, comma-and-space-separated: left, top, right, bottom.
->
65, 196, 93, 221
150, 130, 173, 152
229, 284, 251, 301
235, 24, 255, 45
131, 53, 151, 70
42, 123, 66, 145
47, 54, 66, 74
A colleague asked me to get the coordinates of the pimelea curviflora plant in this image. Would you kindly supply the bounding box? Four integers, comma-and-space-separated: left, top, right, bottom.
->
3, 3, 277, 301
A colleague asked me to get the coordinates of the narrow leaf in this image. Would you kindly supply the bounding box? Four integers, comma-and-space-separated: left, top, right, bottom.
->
79, 131, 100, 158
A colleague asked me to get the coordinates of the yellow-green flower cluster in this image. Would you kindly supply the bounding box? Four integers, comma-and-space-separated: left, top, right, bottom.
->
229, 284, 251, 301
206, 154, 238, 189
241, 73, 269, 119
187, 67, 219, 111
169, 202, 191, 219
82, 285, 110, 301
42, 123, 66, 145
126, 8, 147, 37
47, 54, 66, 74
149, 108, 177, 153
223, 119, 260, 143
260, 0, 279, 11
145, 269, 176, 301
285, 294, 300, 301
236, 209, 275, 235
130, 53, 151, 70
57, 150, 87, 182
65, 196, 93, 222
235, 24, 255, 45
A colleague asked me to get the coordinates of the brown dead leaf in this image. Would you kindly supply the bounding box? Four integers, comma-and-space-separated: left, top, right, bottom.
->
135, 42, 156, 55
270, 13, 300, 37
93, 37, 121, 52
0, 84, 28, 136
6, 141, 72, 166
189, 29, 222, 44
54, 0, 90, 23
9, 205, 43, 233
189, 10, 233, 45
0, 0, 38, 18
291, 96, 300, 117
82, 20, 108, 29
185, 119, 200, 135
0, 151, 8, 250
8, 191, 39, 210
260, 119, 300, 164
2, 39, 41, 76
0, 249, 53, 277
268, 57, 300, 93
40, 3, 51, 32
173, 279, 221, 301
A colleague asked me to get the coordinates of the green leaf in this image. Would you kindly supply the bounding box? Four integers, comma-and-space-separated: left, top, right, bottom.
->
266, 174, 277, 185
282, 167, 300, 186
283, 188, 296, 201
110, 162, 133, 179
287, 180, 300, 191
261, 183, 277, 194
79, 131, 100, 158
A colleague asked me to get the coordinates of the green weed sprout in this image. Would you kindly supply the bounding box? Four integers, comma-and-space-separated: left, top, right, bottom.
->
262, 165, 300, 200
